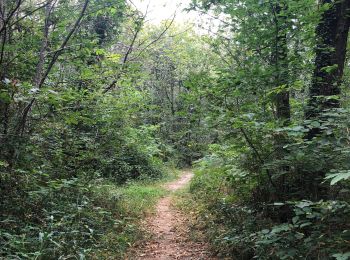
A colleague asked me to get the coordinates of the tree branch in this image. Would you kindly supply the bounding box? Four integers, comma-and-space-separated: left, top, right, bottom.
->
18, 0, 90, 135
38, 0, 90, 88
239, 127, 277, 189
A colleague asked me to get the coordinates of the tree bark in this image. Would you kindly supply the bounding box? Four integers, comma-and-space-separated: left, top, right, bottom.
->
273, 1, 290, 124
33, 1, 53, 87
307, 0, 350, 138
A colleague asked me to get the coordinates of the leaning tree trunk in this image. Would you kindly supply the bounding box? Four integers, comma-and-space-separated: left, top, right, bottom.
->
306, 0, 350, 138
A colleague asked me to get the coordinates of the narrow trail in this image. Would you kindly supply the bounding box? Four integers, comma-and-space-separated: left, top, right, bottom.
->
127, 170, 215, 260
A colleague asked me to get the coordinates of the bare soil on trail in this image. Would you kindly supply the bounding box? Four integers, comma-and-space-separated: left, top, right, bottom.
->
127, 171, 216, 260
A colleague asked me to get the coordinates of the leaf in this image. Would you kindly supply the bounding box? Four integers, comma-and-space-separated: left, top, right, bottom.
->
325, 171, 350, 185
3, 78, 11, 84
39, 232, 44, 243
261, 229, 270, 234
0, 160, 9, 167
291, 126, 305, 132
309, 121, 321, 128
0, 92, 11, 103
299, 222, 312, 228
296, 201, 312, 208
320, 64, 338, 74
295, 232, 304, 239
332, 252, 350, 260
292, 216, 299, 224
48, 90, 58, 95
271, 224, 291, 233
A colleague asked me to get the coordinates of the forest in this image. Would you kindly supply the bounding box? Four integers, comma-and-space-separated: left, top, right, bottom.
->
0, 0, 349, 259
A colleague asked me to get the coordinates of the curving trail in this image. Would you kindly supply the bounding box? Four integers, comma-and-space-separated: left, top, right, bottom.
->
127, 170, 215, 260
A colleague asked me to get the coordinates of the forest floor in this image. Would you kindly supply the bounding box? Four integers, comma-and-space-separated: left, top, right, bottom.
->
127, 170, 216, 260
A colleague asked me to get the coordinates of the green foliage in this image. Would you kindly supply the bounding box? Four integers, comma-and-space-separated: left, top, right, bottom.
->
189, 165, 350, 259
1, 0, 350, 258
192, 144, 256, 201
0, 1, 173, 258
0, 176, 165, 259
138, 25, 215, 166
326, 170, 350, 185
252, 201, 350, 259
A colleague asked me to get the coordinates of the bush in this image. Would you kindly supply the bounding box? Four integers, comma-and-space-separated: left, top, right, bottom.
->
253, 200, 350, 259
189, 158, 350, 259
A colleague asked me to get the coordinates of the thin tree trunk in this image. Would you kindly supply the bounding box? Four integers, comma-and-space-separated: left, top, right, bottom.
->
39, 0, 90, 88
18, 0, 90, 135
273, 1, 290, 124
270, 2, 291, 198
33, 1, 52, 87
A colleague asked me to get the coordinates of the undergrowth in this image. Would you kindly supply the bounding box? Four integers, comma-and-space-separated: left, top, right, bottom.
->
0, 169, 177, 259
184, 163, 350, 260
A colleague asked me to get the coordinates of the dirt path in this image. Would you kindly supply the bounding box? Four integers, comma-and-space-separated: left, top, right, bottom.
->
127, 170, 215, 260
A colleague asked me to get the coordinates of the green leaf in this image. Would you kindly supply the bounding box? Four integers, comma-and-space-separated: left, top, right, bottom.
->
0, 160, 9, 167
325, 171, 350, 185
2, 78, 11, 84
332, 252, 350, 260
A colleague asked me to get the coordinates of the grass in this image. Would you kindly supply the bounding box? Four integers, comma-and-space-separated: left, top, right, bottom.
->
118, 166, 181, 217
90, 167, 179, 259
90, 182, 166, 259
0, 167, 180, 259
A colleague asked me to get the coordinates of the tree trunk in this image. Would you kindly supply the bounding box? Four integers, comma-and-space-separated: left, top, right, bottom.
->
274, 2, 290, 124
307, 0, 350, 138
303, 0, 350, 200
271, 2, 290, 199
33, 1, 52, 87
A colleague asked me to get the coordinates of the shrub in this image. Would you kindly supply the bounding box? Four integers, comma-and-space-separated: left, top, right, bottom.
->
189, 158, 350, 259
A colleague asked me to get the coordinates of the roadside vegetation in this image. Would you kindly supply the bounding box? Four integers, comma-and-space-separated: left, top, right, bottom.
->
1, 0, 350, 259
184, 1, 350, 258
